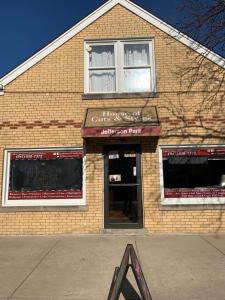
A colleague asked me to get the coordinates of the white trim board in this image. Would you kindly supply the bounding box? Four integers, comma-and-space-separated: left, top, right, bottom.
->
0, 0, 225, 87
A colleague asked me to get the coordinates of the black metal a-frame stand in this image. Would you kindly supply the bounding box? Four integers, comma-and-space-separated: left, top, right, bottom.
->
107, 244, 152, 300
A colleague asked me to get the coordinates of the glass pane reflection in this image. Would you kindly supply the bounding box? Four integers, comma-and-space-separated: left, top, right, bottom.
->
124, 68, 151, 92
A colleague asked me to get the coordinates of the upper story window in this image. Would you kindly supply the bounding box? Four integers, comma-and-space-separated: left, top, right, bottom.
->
84, 39, 156, 94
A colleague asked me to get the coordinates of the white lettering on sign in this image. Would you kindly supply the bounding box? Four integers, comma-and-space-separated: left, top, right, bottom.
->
91, 116, 111, 122
91, 110, 155, 124
101, 128, 142, 135
14, 154, 43, 160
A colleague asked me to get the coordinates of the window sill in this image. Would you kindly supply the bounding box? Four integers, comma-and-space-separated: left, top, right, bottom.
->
161, 197, 225, 206
0, 205, 89, 212
82, 92, 158, 100
160, 204, 225, 211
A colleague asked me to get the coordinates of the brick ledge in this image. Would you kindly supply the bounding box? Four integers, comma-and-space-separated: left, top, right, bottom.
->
0, 205, 89, 213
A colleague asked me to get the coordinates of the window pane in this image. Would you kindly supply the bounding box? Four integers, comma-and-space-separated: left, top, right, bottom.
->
89, 70, 116, 92
10, 159, 82, 192
109, 185, 138, 223
162, 148, 225, 198
89, 45, 115, 67
8, 151, 83, 200
124, 68, 151, 92
124, 44, 150, 66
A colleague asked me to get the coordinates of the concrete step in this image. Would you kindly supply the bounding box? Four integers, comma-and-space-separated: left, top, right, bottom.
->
102, 228, 148, 235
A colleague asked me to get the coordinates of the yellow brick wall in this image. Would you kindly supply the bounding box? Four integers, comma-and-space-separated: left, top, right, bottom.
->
0, 4, 225, 234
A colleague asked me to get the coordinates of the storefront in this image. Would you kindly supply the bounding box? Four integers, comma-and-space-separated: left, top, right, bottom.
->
82, 106, 159, 229
0, 0, 225, 234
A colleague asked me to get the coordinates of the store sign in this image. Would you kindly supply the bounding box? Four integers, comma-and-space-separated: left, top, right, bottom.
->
107, 244, 152, 300
82, 107, 160, 137
164, 188, 225, 198
11, 151, 83, 160
8, 190, 82, 200
162, 148, 225, 157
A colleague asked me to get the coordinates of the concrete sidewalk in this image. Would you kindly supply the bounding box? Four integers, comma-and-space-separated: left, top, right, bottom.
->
0, 234, 225, 300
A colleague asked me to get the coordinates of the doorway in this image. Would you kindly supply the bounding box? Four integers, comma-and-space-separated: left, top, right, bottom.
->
104, 144, 143, 229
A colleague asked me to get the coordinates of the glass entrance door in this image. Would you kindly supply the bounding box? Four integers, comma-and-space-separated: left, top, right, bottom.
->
104, 145, 143, 229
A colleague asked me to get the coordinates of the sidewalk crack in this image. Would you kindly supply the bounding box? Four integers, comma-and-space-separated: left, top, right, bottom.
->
200, 235, 225, 257
7, 239, 60, 300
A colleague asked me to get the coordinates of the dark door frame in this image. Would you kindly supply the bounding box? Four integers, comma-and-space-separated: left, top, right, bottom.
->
104, 144, 143, 229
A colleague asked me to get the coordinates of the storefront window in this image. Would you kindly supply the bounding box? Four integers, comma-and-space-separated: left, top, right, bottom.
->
161, 146, 225, 205
3, 148, 85, 207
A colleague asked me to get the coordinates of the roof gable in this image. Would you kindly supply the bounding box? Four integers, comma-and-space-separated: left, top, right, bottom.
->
0, 0, 225, 87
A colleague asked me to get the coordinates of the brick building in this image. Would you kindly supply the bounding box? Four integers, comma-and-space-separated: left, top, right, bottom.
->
0, 0, 225, 234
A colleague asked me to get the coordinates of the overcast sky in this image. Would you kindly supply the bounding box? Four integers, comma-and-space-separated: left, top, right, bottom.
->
0, 0, 185, 77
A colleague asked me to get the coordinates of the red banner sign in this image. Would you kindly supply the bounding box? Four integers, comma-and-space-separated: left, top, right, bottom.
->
165, 188, 225, 198
82, 126, 160, 138
8, 190, 82, 200
11, 150, 84, 160
163, 148, 225, 157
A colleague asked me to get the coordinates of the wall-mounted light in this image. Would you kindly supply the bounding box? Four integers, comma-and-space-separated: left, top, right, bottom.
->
86, 46, 92, 52
0, 84, 4, 95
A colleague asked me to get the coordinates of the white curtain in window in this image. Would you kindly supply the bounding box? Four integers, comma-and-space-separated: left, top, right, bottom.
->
124, 44, 150, 66
90, 45, 115, 67
89, 70, 116, 92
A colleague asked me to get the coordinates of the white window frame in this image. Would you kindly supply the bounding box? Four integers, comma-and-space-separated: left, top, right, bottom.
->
84, 39, 156, 94
159, 145, 225, 205
2, 147, 86, 207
